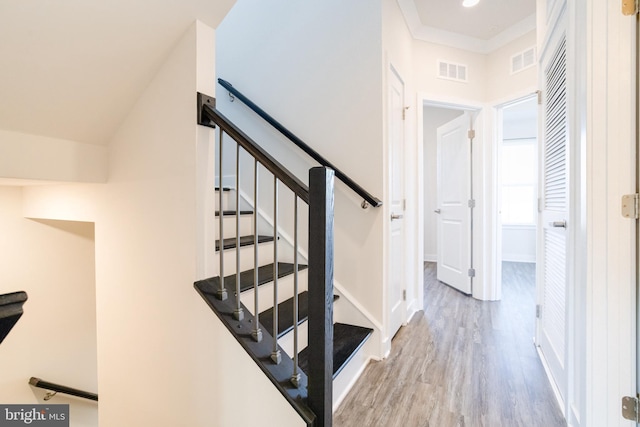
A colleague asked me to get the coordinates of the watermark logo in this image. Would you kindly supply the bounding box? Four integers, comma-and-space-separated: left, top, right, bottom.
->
0, 405, 68, 426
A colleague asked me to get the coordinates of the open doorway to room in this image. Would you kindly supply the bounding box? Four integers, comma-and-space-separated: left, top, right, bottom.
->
495, 95, 538, 308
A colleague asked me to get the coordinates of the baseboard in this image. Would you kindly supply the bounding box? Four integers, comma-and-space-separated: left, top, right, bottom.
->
535, 345, 566, 417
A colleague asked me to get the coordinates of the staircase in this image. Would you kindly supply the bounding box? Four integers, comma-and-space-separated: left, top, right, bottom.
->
195, 183, 373, 426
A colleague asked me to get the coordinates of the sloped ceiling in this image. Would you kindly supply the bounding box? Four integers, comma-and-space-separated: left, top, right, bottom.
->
0, 0, 235, 146
399, 0, 536, 53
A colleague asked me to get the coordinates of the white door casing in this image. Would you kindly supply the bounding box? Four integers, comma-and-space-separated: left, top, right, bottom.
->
436, 113, 472, 295
537, 31, 568, 405
388, 65, 406, 339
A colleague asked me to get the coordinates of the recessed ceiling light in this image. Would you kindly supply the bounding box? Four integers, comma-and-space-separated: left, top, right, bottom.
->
462, 0, 480, 7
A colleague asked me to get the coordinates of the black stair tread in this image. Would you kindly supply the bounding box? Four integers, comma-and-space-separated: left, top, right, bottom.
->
214, 187, 232, 192
260, 292, 339, 339
215, 235, 273, 251
207, 262, 308, 294
0, 291, 28, 345
215, 210, 254, 216
298, 323, 373, 379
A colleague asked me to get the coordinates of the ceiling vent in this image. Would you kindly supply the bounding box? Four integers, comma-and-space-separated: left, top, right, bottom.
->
437, 60, 468, 83
511, 46, 537, 74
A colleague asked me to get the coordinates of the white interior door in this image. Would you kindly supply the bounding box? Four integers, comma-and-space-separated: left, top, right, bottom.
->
388, 65, 405, 338
537, 33, 568, 404
436, 113, 472, 294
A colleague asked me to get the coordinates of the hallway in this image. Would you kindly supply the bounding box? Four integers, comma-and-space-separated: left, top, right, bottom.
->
334, 262, 566, 427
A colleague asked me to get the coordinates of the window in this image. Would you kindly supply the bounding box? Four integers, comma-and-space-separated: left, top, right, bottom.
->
501, 139, 537, 225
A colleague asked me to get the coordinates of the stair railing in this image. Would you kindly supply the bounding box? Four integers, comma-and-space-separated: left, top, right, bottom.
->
198, 93, 334, 427
217, 78, 382, 209
29, 377, 98, 402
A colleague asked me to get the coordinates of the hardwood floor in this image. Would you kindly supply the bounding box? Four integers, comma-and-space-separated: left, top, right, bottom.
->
333, 262, 566, 427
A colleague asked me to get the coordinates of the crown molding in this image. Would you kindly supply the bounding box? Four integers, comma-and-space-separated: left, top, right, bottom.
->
397, 0, 536, 54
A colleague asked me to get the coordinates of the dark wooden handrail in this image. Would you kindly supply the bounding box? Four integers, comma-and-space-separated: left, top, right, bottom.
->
29, 377, 98, 402
199, 93, 310, 204
217, 79, 382, 208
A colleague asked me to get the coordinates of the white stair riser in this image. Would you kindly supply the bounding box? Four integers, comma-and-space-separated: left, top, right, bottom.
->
217, 241, 275, 274
240, 269, 309, 315
215, 190, 236, 211
278, 320, 308, 359
215, 214, 253, 238
332, 339, 371, 411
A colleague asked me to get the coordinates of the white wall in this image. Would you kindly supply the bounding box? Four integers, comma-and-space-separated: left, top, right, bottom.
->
0, 130, 107, 183
216, 1, 386, 348
413, 40, 487, 102
487, 30, 538, 103
422, 106, 465, 261
0, 186, 98, 427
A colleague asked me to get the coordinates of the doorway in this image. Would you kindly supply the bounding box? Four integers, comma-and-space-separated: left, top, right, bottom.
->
495, 96, 538, 304
422, 101, 479, 296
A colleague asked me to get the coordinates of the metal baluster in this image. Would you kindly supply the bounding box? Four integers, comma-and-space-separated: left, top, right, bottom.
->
271, 176, 281, 364
251, 159, 262, 342
217, 130, 227, 301
233, 145, 243, 321
291, 196, 301, 387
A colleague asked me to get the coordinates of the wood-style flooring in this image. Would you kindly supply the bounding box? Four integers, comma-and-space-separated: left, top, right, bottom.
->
333, 262, 566, 427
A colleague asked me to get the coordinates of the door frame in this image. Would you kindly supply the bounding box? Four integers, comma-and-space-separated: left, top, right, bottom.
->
417, 93, 484, 300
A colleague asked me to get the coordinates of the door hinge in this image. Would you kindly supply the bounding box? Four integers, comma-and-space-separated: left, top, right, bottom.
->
622, 395, 640, 421
468, 199, 476, 208
402, 289, 407, 301
468, 129, 476, 139
403, 199, 407, 211
536, 304, 542, 318
537, 90, 542, 105
538, 197, 543, 213
402, 106, 409, 120
468, 268, 476, 278
622, 194, 639, 219
622, 0, 638, 15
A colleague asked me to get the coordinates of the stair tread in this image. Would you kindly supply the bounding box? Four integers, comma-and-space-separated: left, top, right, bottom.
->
298, 323, 373, 379
214, 187, 232, 192
206, 262, 308, 294
260, 292, 339, 339
0, 291, 28, 345
215, 235, 273, 251
215, 210, 253, 216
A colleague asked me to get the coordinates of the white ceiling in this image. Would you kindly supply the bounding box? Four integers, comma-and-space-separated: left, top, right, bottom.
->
399, 0, 536, 53
0, 0, 235, 146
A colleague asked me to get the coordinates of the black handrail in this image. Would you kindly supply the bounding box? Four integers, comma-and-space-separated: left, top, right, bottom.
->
199, 93, 310, 204
29, 377, 98, 402
217, 78, 382, 208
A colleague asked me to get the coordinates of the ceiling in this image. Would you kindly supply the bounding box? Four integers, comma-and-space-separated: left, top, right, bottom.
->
400, 0, 536, 53
0, 0, 235, 146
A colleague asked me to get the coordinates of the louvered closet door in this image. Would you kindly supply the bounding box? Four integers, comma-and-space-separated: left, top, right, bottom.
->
538, 34, 568, 404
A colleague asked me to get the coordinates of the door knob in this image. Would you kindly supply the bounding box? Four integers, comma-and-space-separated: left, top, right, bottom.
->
551, 220, 567, 228
391, 213, 404, 221
434, 209, 441, 214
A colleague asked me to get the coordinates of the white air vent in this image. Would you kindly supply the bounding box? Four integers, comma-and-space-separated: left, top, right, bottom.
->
511, 46, 537, 74
437, 60, 468, 82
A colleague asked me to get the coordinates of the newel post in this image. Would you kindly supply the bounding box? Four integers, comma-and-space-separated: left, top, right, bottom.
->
307, 167, 334, 427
